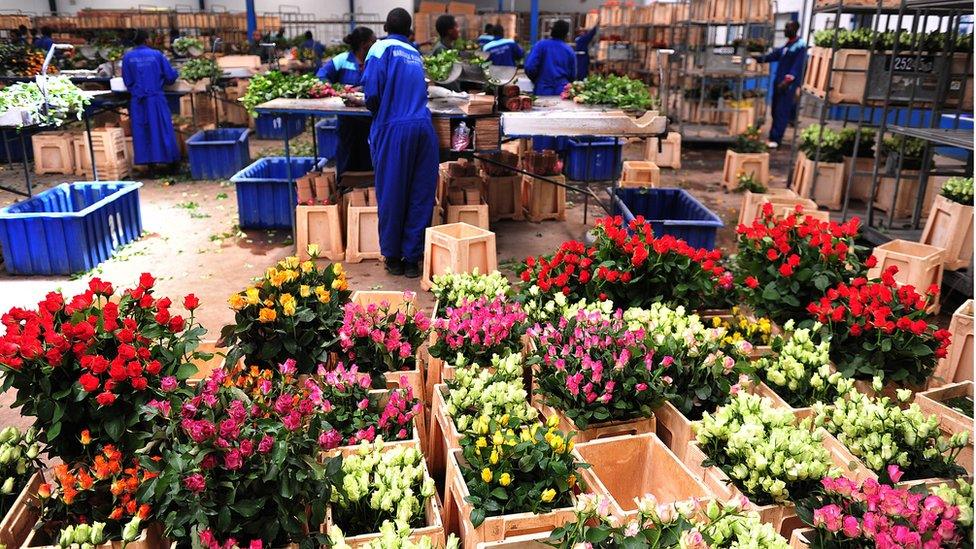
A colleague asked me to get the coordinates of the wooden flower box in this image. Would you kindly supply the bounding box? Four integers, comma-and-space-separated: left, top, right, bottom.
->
574, 433, 712, 521
446, 198, 490, 229
622, 161, 659, 183
727, 108, 754, 136
31, 132, 75, 175
921, 195, 973, 271
737, 188, 798, 226
872, 171, 941, 219
485, 175, 524, 222
322, 390, 424, 459
867, 239, 944, 312
296, 204, 344, 262
789, 528, 814, 549
343, 187, 380, 263
474, 532, 551, 548
25, 521, 165, 549
801, 48, 868, 104
521, 174, 566, 222
0, 471, 42, 549
443, 449, 577, 549
842, 156, 875, 202
933, 300, 974, 387
746, 380, 814, 421
653, 401, 695, 463
722, 150, 769, 191
914, 381, 974, 475
72, 127, 130, 179
421, 223, 498, 291
532, 399, 655, 444
350, 290, 412, 311
427, 383, 464, 482
643, 131, 681, 170
792, 152, 846, 210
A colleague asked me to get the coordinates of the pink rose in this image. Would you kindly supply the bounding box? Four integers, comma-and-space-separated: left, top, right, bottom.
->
183, 473, 206, 493
161, 376, 178, 392
258, 435, 274, 453
223, 449, 243, 470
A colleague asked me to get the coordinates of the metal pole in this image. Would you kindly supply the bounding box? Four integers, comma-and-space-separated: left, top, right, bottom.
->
530, 0, 539, 45
246, 0, 258, 45
85, 114, 99, 181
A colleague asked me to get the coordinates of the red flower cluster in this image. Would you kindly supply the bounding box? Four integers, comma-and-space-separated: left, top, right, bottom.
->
519, 239, 595, 298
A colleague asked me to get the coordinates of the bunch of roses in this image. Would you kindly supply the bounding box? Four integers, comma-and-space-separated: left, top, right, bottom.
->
0, 275, 206, 461
428, 297, 526, 363
932, 479, 973, 546
813, 389, 968, 483
550, 494, 790, 549
796, 471, 963, 548
518, 287, 614, 325
695, 392, 839, 505
734, 204, 869, 325
588, 215, 733, 310
0, 427, 41, 518
431, 269, 511, 309
222, 251, 351, 374
709, 306, 775, 350
517, 239, 595, 303
807, 267, 950, 386
459, 416, 586, 528
315, 363, 421, 449
331, 442, 436, 536
528, 308, 670, 429
337, 292, 431, 384
328, 522, 459, 549
147, 362, 342, 547
444, 353, 538, 435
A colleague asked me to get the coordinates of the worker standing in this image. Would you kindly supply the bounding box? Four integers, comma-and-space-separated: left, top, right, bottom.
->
32, 27, 54, 53
574, 20, 599, 80
317, 27, 376, 174
300, 30, 326, 68
121, 30, 180, 169
362, 8, 439, 279
751, 20, 807, 148
483, 26, 523, 67
431, 14, 459, 55
524, 20, 576, 152
476, 25, 495, 47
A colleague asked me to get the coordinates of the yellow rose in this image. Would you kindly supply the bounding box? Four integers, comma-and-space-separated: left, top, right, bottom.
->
245, 287, 260, 305
258, 308, 277, 323
283, 302, 296, 316
489, 450, 499, 464
500, 414, 510, 426
270, 270, 288, 287
228, 294, 246, 310
476, 437, 487, 448
279, 293, 296, 307
300, 285, 311, 298
492, 432, 505, 446
332, 278, 347, 291
546, 415, 559, 428
541, 488, 556, 503
284, 256, 299, 269
264, 299, 274, 307
499, 473, 511, 486
305, 244, 320, 258
481, 468, 492, 483
300, 260, 314, 273
316, 287, 332, 304
567, 474, 576, 487
333, 263, 344, 275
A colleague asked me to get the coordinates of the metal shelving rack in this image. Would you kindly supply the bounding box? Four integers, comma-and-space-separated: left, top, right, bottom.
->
590, 3, 686, 90
674, 0, 774, 143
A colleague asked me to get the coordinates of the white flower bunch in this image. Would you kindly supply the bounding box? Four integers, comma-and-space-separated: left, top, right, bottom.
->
326, 522, 459, 549
813, 389, 969, 477
624, 303, 725, 356
431, 269, 510, 309
562, 298, 615, 321
520, 285, 570, 323
445, 353, 538, 433
695, 392, 838, 505
702, 499, 790, 549
756, 322, 852, 407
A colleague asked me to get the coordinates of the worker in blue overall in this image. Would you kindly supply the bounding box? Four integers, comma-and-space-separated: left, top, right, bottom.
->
300, 30, 326, 69
32, 27, 54, 53
362, 8, 439, 279
121, 30, 180, 169
482, 26, 523, 67
476, 24, 495, 47
574, 21, 599, 80
317, 27, 376, 174
524, 20, 576, 152
751, 20, 807, 148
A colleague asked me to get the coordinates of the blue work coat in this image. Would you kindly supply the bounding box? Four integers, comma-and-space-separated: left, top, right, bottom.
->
575, 26, 599, 79
317, 51, 372, 173
483, 38, 523, 67
121, 45, 180, 165
316, 51, 364, 85
759, 38, 807, 91
524, 38, 576, 95
476, 34, 494, 46
362, 34, 438, 263
32, 36, 53, 52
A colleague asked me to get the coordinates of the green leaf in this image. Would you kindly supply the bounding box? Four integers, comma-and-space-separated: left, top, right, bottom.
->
470, 507, 486, 528
176, 361, 199, 381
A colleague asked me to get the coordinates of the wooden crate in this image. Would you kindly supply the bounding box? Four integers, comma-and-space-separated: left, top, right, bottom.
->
653, 401, 694, 463
351, 290, 412, 312
434, 118, 452, 149
446, 200, 490, 229
324, 485, 444, 547
842, 156, 875, 203
474, 533, 552, 548
622, 160, 660, 184
727, 108, 755, 136
644, 131, 681, 169
873, 171, 941, 219
32, 133, 74, 175
722, 150, 769, 191
421, 223, 498, 291
867, 239, 944, 306
533, 398, 655, 443
914, 381, 974, 475
824, 49, 869, 104
72, 128, 130, 179
427, 383, 464, 482
790, 529, 813, 549
344, 188, 381, 263
476, 116, 501, 150
485, 175, 524, 222
792, 152, 846, 210
737, 188, 799, 226
521, 174, 566, 222
296, 204, 344, 262
574, 433, 712, 521
0, 472, 42, 549
179, 93, 223, 126
25, 521, 164, 549
933, 300, 974, 387
801, 46, 829, 99
921, 195, 973, 271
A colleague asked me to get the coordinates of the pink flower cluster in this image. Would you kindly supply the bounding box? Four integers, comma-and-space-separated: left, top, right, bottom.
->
813, 468, 961, 548
337, 296, 430, 372
378, 376, 423, 439
430, 297, 526, 360
199, 528, 263, 549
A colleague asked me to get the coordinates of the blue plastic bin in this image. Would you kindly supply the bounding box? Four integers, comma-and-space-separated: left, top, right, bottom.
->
315, 117, 339, 160
563, 137, 623, 181
0, 182, 143, 275
610, 187, 724, 250
231, 157, 326, 229
255, 113, 306, 140
187, 128, 252, 180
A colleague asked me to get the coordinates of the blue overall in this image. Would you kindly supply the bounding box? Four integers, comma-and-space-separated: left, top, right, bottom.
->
476, 34, 494, 47
121, 45, 180, 165
362, 35, 439, 264
758, 38, 807, 144
317, 51, 373, 173
483, 38, 523, 67
524, 38, 576, 152
301, 39, 326, 68
574, 26, 599, 80
32, 36, 53, 53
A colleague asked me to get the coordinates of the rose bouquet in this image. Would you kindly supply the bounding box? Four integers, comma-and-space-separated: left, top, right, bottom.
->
932, 479, 973, 546
330, 442, 435, 536
458, 416, 586, 527
528, 308, 671, 429
518, 287, 615, 325
431, 269, 511, 309
337, 293, 431, 384
0, 427, 41, 518
813, 389, 968, 483
0, 275, 207, 460
795, 471, 964, 548
710, 307, 775, 350
733, 205, 869, 325
548, 494, 790, 549
517, 240, 595, 304
695, 392, 839, 506
327, 522, 459, 549
147, 363, 342, 547
428, 297, 526, 363
755, 321, 854, 408
222, 253, 350, 374
807, 267, 950, 385
444, 353, 538, 434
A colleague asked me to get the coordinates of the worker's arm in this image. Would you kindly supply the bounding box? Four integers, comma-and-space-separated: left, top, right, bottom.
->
160, 53, 178, 85
361, 52, 385, 114
317, 59, 337, 82
578, 26, 599, 50
524, 43, 542, 81
513, 43, 525, 62
756, 46, 783, 64
784, 45, 807, 85
121, 54, 135, 88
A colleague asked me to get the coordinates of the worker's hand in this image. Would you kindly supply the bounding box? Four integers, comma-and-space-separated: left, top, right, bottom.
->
776, 79, 790, 90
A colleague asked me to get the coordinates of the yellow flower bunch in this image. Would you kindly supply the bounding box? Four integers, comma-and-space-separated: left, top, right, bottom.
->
711, 307, 774, 347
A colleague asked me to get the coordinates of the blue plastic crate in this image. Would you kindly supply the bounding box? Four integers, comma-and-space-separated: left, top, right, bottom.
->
231, 157, 326, 229
0, 182, 143, 275
315, 117, 339, 160
610, 187, 724, 250
187, 128, 252, 180
563, 137, 623, 181
254, 113, 306, 140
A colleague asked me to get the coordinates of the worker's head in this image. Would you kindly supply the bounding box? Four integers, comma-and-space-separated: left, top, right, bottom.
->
492, 25, 503, 39
133, 29, 149, 45
41, 27, 52, 37
784, 21, 800, 39
484, 24, 493, 34
252, 30, 263, 41
435, 14, 459, 41
551, 20, 569, 41
385, 8, 412, 37
304, 30, 313, 40
344, 26, 376, 56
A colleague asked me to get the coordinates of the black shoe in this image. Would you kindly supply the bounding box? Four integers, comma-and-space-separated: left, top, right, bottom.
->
403, 262, 420, 279
385, 258, 404, 276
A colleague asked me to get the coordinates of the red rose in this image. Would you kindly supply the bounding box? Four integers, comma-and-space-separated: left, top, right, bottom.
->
109, 362, 128, 382
145, 360, 162, 376
139, 273, 155, 289
126, 361, 142, 378
744, 276, 759, 289
130, 376, 148, 391
779, 263, 794, 277
183, 294, 200, 311
865, 255, 878, 268
95, 391, 117, 407
766, 248, 779, 261
169, 316, 185, 333
155, 309, 171, 325
79, 373, 100, 392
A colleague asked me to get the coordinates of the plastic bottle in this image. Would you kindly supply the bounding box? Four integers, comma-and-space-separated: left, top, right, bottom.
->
452, 122, 471, 151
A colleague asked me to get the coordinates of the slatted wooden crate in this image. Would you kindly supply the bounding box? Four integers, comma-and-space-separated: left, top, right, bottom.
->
32, 132, 75, 175
792, 151, 846, 210
296, 204, 344, 262
867, 239, 945, 312
722, 150, 769, 191
521, 174, 566, 222
914, 381, 974, 475
485, 175, 523, 222
933, 300, 974, 386
921, 195, 973, 271
533, 398, 655, 443
72, 127, 130, 179
421, 222, 497, 291
344, 187, 380, 263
